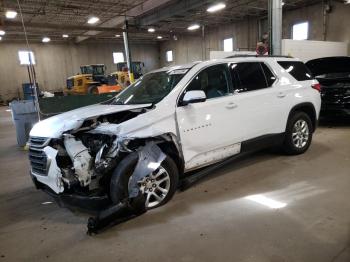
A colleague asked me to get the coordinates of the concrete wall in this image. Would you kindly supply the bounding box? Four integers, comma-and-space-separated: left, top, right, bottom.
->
283, 1, 350, 43
0, 42, 160, 101
160, 1, 350, 67
160, 18, 259, 67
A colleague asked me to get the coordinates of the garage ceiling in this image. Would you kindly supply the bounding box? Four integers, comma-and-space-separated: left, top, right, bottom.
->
0, 0, 330, 43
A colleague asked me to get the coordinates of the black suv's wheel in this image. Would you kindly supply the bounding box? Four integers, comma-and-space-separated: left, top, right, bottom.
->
283, 111, 313, 155
110, 153, 179, 209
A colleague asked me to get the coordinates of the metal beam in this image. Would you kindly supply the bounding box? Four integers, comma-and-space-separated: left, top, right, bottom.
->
75, 0, 172, 43
268, 0, 282, 55
3, 20, 171, 35
136, 0, 216, 26
123, 21, 134, 83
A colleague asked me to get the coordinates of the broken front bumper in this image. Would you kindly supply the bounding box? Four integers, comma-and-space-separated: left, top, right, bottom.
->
30, 172, 110, 210
30, 146, 64, 194
29, 144, 109, 210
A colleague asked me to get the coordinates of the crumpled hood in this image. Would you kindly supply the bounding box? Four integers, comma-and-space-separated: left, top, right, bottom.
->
30, 103, 151, 138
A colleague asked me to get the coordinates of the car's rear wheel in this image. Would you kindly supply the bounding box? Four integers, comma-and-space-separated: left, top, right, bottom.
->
110, 153, 179, 209
283, 111, 313, 155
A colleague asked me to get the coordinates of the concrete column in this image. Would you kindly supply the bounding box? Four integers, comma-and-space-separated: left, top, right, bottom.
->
268, 0, 283, 55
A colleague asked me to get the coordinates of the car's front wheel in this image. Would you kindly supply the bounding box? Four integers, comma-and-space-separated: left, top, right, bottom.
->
283, 111, 313, 155
110, 153, 179, 209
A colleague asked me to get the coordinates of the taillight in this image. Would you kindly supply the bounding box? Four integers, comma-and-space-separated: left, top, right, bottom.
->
312, 83, 321, 92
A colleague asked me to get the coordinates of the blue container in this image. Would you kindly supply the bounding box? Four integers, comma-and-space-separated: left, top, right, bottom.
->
22, 83, 39, 100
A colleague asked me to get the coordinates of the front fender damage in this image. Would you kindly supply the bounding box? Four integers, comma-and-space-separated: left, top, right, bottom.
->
87, 141, 168, 234
39, 111, 181, 233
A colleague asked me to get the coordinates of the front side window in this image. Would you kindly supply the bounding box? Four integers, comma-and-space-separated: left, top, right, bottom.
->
186, 64, 231, 99
112, 70, 187, 105
229, 62, 268, 93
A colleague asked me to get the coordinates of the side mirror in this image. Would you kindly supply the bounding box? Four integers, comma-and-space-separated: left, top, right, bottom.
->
182, 90, 206, 106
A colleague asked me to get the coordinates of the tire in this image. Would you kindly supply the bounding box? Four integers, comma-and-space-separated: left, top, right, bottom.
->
283, 111, 313, 155
110, 153, 179, 209
88, 85, 98, 94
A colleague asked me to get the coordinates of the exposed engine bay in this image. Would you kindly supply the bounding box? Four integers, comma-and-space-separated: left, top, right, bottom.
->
42, 108, 142, 193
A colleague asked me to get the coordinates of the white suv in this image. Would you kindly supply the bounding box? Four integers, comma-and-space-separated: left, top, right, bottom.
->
29, 56, 321, 209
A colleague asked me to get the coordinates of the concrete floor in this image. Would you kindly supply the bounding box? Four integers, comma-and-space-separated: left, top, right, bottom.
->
0, 106, 349, 262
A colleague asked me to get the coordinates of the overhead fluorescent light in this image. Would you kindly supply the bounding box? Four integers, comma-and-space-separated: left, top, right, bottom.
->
345, 0, 350, 4
115, 34, 121, 37
148, 28, 155, 33
87, 16, 100, 24
6, 10, 17, 19
0, 30, 5, 36
42, 37, 51, 43
187, 24, 200, 31
62, 34, 69, 38
207, 3, 226, 13
157, 35, 163, 39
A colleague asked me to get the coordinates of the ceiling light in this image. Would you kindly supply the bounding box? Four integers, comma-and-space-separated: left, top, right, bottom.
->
62, 34, 69, 38
115, 34, 121, 37
0, 30, 5, 36
87, 16, 99, 24
282, 1, 285, 6
187, 24, 200, 31
157, 36, 163, 39
207, 3, 226, 13
5, 10, 17, 19
148, 28, 155, 33
42, 37, 50, 43
345, 0, 350, 3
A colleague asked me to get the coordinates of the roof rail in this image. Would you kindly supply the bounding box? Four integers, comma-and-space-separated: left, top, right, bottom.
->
225, 55, 293, 59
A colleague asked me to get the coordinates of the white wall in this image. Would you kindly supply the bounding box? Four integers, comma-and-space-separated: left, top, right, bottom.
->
282, 39, 348, 62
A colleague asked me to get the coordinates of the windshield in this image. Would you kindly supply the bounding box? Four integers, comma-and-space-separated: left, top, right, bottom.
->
112, 70, 187, 105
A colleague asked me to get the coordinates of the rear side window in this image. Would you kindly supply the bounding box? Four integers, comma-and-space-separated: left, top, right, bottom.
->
229, 62, 267, 93
278, 61, 312, 81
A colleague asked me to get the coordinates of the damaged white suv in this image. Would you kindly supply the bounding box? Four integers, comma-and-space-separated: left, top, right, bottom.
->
29, 57, 321, 209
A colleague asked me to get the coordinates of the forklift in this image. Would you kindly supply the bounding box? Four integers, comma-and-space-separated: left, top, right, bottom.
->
64, 64, 121, 95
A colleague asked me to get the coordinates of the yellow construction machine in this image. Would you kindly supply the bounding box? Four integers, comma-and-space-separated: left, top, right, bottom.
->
109, 61, 145, 88
64, 64, 121, 95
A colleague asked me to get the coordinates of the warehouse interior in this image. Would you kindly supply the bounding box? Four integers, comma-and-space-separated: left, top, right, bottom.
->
0, 0, 349, 261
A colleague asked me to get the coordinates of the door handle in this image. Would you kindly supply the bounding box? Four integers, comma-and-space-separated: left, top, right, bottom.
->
226, 102, 237, 109
277, 92, 286, 98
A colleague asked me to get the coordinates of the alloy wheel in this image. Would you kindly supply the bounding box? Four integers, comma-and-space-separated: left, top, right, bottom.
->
292, 119, 309, 149
136, 166, 171, 208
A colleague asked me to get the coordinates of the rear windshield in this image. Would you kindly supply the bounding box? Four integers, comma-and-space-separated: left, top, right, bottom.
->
278, 61, 313, 81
